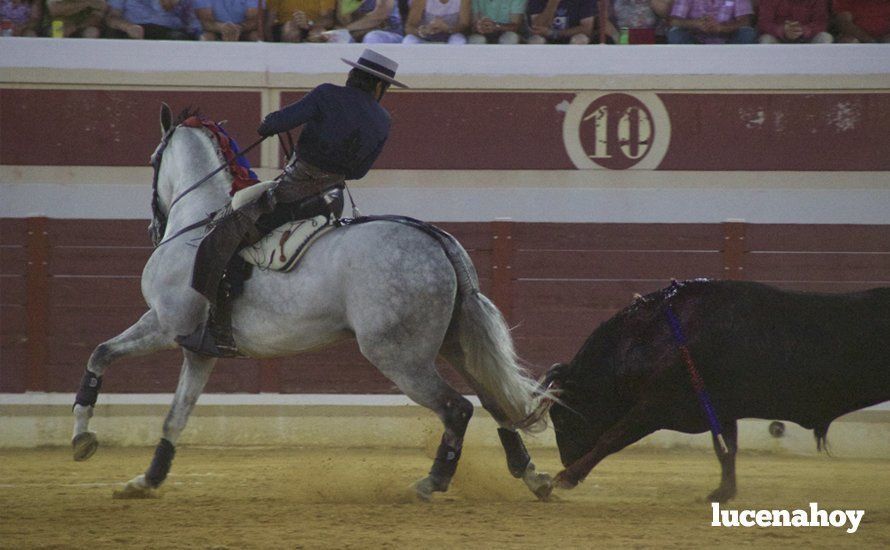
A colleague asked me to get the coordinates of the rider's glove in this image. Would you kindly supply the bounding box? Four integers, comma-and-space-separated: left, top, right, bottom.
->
257, 120, 275, 137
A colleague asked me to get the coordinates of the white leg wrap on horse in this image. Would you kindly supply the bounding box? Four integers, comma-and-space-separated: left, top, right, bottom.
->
113, 474, 158, 499
72, 404, 93, 437
521, 463, 554, 501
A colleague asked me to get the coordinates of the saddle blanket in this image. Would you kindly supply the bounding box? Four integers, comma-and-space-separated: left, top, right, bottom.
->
232, 180, 334, 272
238, 214, 333, 272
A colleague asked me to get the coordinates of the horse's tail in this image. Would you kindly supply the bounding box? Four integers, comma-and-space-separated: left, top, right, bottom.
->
456, 289, 549, 433
426, 227, 549, 433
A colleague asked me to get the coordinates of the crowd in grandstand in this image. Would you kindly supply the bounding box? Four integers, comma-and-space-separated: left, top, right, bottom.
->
2, 0, 889, 45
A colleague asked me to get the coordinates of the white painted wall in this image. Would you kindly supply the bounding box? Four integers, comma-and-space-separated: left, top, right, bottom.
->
2, 40, 889, 223
2, 394, 889, 456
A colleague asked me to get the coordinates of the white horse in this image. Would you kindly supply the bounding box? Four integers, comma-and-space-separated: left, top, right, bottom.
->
71, 104, 553, 501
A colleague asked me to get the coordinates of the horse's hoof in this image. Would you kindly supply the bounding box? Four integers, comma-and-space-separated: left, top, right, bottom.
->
72, 432, 98, 462
553, 470, 579, 491
529, 473, 554, 502
413, 476, 448, 502
414, 477, 435, 502
112, 475, 159, 500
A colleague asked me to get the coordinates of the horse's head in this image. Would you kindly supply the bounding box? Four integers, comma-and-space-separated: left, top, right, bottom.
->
148, 103, 176, 246
148, 103, 240, 247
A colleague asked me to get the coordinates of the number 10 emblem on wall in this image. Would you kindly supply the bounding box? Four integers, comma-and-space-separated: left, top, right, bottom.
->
563, 92, 671, 170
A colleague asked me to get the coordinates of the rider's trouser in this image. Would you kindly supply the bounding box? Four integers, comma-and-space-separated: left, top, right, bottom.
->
190, 160, 345, 302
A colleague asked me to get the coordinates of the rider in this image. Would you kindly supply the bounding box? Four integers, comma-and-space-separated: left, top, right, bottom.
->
177, 49, 407, 357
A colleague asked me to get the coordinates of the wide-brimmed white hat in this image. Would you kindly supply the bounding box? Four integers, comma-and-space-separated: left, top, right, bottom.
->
342, 49, 408, 88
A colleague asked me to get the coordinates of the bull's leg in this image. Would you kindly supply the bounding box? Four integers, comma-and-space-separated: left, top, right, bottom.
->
708, 419, 738, 503
73, 310, 174, 461
554, 402, 656, 489
114, 351, 216, 499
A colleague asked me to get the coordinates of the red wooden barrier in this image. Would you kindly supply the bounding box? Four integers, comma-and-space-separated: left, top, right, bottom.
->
2, 218, 888, 393
25, 218, 49, 391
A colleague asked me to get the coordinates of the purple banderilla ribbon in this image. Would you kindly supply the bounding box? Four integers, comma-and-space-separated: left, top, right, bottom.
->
664, 305, 729, 455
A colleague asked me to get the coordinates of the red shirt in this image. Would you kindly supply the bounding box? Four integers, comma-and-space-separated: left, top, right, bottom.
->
758, 0, 829, 40
833, 0, 890, 38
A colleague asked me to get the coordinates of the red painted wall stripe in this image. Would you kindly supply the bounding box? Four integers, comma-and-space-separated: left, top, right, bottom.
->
2, 89, 889, 170
0, 90, 262, 166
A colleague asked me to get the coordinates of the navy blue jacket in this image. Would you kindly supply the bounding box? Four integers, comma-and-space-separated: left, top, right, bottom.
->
258, 83, 391, 180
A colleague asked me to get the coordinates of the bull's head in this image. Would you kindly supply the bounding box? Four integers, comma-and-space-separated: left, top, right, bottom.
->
546, 360, 626, 468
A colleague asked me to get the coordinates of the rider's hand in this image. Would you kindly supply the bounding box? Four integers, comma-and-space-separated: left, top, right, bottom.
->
257, 119, 275, 137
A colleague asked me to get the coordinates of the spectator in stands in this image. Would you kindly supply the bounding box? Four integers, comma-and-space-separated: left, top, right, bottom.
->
195, 0, 259, 40
757, 0, 831, 42
1, 0, 42, 35
525, 0, 595, 43
106, 0, 201, 38
322, 0, 404, 43
606, 0, 666, 43
468, 0, 525, 43
402, 0, 470, 43
44, 0, 105, 37
667, 0, 756, 43
265, 0, 335, 41
832, 0, 890, 42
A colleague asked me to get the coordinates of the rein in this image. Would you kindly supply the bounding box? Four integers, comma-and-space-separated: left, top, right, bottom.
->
150, 124, 266, 248
153, 213, 216, 248
167, 135, 266, 211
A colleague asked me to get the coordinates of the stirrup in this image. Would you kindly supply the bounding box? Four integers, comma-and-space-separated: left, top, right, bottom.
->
175, 323, 239, 358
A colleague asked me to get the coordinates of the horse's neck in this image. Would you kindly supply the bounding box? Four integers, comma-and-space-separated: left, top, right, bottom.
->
165, 129, 232, 233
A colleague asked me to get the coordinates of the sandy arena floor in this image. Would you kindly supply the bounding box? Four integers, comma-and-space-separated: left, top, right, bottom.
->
1, 445, 888, 549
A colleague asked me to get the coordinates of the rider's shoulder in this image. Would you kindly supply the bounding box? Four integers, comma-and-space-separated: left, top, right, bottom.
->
312, 82, 340, 95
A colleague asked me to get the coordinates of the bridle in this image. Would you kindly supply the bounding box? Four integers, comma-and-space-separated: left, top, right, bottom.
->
148, 123, 266, 248
148, 125, 175, 247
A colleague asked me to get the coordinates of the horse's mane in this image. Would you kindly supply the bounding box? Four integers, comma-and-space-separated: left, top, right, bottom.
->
175, 107, 202, 126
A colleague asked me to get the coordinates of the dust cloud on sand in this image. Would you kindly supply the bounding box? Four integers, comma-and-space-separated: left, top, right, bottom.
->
1, 446, 888, 549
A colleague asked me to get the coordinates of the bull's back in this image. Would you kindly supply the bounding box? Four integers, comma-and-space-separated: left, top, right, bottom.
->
692, 282, 890, 427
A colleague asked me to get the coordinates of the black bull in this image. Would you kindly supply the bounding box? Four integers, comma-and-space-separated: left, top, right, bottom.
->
546, 279, 890, 502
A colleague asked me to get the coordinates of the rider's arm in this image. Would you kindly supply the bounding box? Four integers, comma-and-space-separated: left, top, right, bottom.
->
257, 85, 324, 136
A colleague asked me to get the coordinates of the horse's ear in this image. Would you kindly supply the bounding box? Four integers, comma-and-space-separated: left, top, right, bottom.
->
160, 103, 173, 135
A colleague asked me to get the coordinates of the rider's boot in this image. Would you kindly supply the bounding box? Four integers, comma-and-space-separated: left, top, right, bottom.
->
176, 277, 239, 358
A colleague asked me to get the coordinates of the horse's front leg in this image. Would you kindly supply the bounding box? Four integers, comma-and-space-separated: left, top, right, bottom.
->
73, 310, 174, 461
497, 427, 553, 501
114, 351, 216, 499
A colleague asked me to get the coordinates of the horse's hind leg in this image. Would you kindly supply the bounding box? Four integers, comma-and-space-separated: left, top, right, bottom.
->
73, 310, 173, 461
358, 337, 472, 501
496, 427, 552, 500
114, 351, 216, 499
440, 341, 553, 501
414, 387, 474, 501
398, 374, 473, 501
